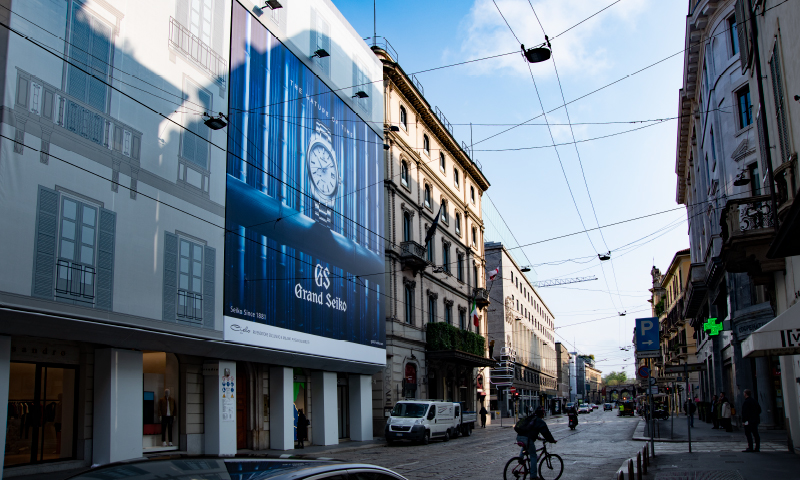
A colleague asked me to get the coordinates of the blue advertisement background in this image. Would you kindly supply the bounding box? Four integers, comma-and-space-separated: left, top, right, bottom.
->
224, 2, 385, 351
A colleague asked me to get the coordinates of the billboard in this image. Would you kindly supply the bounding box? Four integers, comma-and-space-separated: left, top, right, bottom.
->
223, 1, 385, 364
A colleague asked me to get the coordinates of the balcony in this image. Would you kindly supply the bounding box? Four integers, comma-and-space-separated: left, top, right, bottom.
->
473, 288, 490, 308
683, 262, 707, 318
720, 195, 784, 281
768, 156, 800, 258
399, 240, 428, 272
168, 17, 227, 88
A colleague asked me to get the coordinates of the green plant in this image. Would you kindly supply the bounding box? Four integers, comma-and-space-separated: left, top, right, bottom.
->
654, 299, 665, 317
426, 322, 486, 356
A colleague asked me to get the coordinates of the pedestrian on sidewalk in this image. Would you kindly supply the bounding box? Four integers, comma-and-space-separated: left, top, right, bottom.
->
711, 394, 719, 429
684, 398, 696, 427
480, 405, 488, 428
720, 393, 732, 432
741, 389, 762, 452
296, 409, 309, 449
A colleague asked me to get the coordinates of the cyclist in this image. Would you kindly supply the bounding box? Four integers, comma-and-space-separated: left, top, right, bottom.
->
515, 406, 557, 464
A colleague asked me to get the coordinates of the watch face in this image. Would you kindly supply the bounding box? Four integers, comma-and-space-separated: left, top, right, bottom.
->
308, 142, 339, 198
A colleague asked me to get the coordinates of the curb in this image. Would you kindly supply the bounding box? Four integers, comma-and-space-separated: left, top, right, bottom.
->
615, 444, 649, 480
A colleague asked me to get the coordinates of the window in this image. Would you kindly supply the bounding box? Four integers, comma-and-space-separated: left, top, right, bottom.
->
737, 86, 752, 128
440, 152, 446, 172
424, 184, 431, 208
404, 284, 414, 324
56, 197, 98, 305
442, 241, 450, 274
178, 239, 204, 321
769, 46, 791, 163
471, 226, 477, 247
470, 186, 475, 204
455, 213, 461, 236
729, 16, 739, 56
311, 9, 331, 75
423, 134, 430, 155
445, 304, 452, 325
400, 160, 409, 187
459, 309, 466, 330
457, 253, 464, 282
400, 105, 407, 129
182, 80, 212, 169
473, 265, 479, 287
403, 211, 412, 242
66, 4, 113, 113
428, 296, 437, 324
710, 128, 717, 163
454, 169, 460, 189
441, 199, 449, 224
426, 233, 434, 262
748, 162, 761, 196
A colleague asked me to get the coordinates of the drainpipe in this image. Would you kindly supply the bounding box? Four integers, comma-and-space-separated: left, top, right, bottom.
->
747, 0, 779, 229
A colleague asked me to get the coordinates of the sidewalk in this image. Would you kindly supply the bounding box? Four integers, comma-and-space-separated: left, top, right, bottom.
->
645, 447, 799, 479
633, 412, 788, 445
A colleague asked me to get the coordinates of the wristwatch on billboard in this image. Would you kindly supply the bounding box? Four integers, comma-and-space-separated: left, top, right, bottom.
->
306, 121, 339, 229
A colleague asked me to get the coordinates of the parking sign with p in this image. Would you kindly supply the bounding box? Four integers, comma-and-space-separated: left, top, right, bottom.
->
636, 317, 659, 353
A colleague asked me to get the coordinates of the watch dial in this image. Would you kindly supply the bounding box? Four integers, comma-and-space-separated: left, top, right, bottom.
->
309, 144, 338, 196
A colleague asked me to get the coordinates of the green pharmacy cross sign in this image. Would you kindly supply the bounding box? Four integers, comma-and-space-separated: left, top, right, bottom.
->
703, 317, 723, 336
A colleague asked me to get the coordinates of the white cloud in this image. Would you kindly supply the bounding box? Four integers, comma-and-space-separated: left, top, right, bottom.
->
456, 0, 647, 79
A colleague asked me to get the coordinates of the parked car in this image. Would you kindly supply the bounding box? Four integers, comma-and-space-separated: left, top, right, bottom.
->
385, 400, 475, 445
604, 403, 613, 411
68, 456, 409, 480
577, 404, 590, 414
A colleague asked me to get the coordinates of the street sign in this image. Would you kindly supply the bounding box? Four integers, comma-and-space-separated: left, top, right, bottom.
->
636, 317, 659, 351
509, 387, 517, 394
636, 350, 661, 359
650, 386, 658, 394
663, 363, 706, 374
637, 366, 650, 378
648, 377, 657, 386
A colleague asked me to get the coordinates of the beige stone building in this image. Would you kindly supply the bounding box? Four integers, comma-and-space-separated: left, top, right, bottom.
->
369, 40, 494, 433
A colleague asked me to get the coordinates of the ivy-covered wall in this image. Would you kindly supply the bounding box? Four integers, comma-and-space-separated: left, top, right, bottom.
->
426, 322, 486, 357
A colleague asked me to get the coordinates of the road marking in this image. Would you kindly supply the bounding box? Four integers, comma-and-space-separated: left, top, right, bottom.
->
393, 461, 419, 468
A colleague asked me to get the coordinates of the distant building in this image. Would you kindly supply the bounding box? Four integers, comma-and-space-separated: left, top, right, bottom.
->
555, 343, 572, 410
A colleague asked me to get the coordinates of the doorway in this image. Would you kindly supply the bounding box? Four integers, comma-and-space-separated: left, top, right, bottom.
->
236, 368, 248, 449
337, 380, 349, 439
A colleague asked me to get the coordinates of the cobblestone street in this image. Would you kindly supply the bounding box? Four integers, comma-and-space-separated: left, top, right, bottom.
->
325, 410, 642, 479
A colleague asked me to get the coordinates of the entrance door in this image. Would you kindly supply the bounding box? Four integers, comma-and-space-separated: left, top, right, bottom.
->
337, 384, 349, 439
236, 370, 247, 449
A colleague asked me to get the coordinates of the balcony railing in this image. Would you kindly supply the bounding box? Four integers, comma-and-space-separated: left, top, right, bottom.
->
399, 240, 428, 271
722, 194, 775, 240
364, 36, 399, 62
473, 288, 491, 308
55, 260, 95, 305
177, 290, 203, 322
169, 17, 227, 88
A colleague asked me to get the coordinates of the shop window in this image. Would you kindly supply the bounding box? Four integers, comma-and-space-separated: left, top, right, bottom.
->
143, 352, 180, 451
5, 363, 78, 467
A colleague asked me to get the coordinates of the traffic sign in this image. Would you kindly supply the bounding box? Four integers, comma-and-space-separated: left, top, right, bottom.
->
637, 366, 650, 378
636, 350, 661, 359
636, 317, 659, 351
663, 363, 706, 374
649, 377, 657, 386
509, 387, 517, 394
650, 386, 658, 394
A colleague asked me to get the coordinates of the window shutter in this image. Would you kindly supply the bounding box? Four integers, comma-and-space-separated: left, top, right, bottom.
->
176, 0, 189, 26
203, 246, 216, 329
67, 8, 91, 102
32, 186, 59, 299
87, 20, 112, 113
770, 49, 790, 163
95, 208, 116, 311
734, 0, 751, 72
163, 232, 178, 322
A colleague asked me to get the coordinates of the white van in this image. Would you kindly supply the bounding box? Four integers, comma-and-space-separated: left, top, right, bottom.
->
385, 401, 457, 445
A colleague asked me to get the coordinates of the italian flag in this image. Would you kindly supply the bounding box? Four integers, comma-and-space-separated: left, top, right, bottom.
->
471, 299, 480, 327
488, 267, 499, 281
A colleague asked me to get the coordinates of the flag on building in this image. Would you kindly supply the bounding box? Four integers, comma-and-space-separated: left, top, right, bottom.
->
471, 300, 480, 327
488, 267, 499, 281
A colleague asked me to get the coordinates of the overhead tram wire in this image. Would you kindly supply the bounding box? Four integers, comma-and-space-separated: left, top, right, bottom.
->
528, 1, 627, 313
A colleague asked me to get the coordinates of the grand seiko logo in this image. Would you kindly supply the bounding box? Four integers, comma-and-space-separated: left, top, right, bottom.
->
295, 264, 347, 312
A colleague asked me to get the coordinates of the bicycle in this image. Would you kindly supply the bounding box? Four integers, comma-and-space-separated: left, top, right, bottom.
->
503, 435, 563, 480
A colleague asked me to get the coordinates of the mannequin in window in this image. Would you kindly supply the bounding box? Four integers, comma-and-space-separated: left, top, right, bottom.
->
158, 388, 177, 446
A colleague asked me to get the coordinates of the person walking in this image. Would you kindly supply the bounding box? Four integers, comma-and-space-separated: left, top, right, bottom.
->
296, 409, 309, 449
480, 405, 488, 428
741, 389, 762, 452
683, 398, 696, 427
720, 393, 732, 432
711, 394, 719, 429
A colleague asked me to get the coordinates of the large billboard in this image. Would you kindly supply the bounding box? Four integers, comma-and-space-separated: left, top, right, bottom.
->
223, 1, 385, 364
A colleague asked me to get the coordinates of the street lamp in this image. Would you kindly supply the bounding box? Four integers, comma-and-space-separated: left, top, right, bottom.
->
203, 112, 228, 130
312, 48, 330, 59
521, 36, 552, 64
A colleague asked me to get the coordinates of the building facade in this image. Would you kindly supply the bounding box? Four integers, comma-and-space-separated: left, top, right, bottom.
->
555, 342, 572, 412
485, 242, 558, 417
371, 40, 493, 433
0, 0, 385, 475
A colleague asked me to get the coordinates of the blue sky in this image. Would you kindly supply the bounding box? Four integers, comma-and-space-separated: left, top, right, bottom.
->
334, 0, 690, 376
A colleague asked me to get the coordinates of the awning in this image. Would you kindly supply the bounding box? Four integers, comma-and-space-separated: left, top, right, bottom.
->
742, 301, 800, 357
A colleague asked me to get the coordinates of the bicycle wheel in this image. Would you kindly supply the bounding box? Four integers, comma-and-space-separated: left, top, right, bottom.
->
503, 456, 530, 480
538, 453, 564, 480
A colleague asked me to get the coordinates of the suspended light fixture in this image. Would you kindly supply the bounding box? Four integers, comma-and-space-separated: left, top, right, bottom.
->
598, 252, 611, 261
521, 266, 531, 272
312, 48, 330, 58
203, 112, 228, 130
263, 0, 282, 9
352, 91, 369, 99
521, 36, 552, 64
733, 170, 751, 186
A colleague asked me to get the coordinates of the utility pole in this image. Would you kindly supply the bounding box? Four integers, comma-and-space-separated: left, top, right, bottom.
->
686, 362, 692, 453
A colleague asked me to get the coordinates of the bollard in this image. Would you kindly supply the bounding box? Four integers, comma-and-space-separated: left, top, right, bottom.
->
642, 446, 648, 474
636, 452, 642, 480
628, 459, 634, 480
618, 469, 625, 480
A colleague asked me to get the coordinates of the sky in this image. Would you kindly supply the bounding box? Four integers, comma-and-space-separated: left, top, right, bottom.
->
333, 0, 690, 378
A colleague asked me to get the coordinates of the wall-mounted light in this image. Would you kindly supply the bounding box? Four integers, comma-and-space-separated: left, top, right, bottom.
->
263, 0, 282, 9
383, 144, 390, 150
352, 90, 369, 99
521, 266, 531, 272
312, 48, 330, 59
203, 112, 228, 130
388, 125, 400, 132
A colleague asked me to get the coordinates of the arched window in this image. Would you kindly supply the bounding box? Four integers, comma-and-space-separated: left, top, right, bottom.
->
440, 152, 446, 172
454, 169, 460, 189
470, 186, 475, 204
403, 211, 411, 241
400, 160, 409, 187
441, 199, 448, 224
400, 105, 407, 129
471, 226, 477, 246
455, 213, 462, 236
424, 184, 431, 208
423, 135, 430, 155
